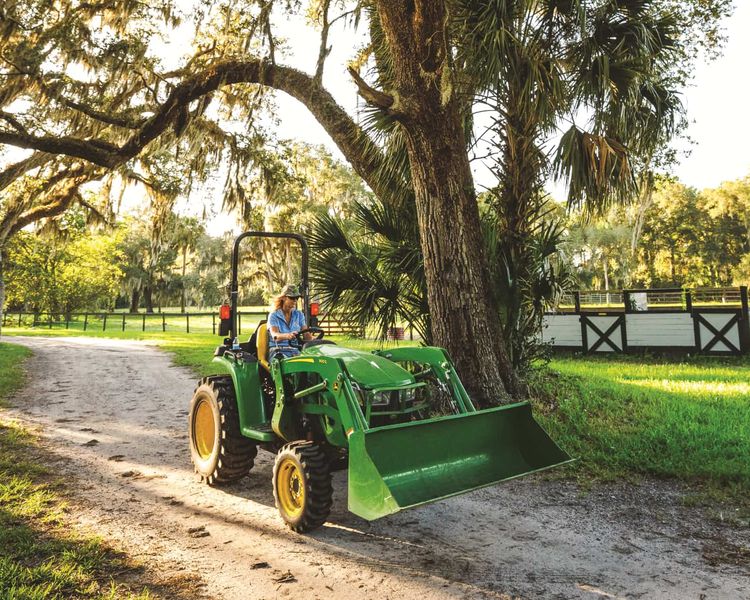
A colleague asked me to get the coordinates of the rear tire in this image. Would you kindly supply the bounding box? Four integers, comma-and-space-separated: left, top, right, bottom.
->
272, 441, 333, 532
189, 376, 257, 485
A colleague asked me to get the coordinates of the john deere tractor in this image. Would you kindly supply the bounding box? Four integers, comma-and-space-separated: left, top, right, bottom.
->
188, 232, 571, 532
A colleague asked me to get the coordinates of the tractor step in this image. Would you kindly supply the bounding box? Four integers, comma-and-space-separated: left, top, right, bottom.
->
242, 422, 276, 442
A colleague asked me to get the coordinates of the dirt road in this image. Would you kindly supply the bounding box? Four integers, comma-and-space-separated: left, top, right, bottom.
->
5, 336, 748, 599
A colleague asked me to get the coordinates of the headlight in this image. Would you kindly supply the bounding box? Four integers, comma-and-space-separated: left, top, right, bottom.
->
370, 391, 393, 406
401, 387, 416, 403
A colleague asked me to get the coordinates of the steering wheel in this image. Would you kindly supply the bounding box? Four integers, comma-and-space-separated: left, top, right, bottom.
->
295, 326, 325, 344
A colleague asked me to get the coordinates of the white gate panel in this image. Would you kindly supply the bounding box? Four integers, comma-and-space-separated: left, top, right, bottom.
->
626, 313, 694, 347
698, 313, 740, 352
541, 315, 582, 347
584, 316, 623, 352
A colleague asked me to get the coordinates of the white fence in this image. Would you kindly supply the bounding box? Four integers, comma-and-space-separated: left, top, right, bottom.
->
543, 286, 749, 355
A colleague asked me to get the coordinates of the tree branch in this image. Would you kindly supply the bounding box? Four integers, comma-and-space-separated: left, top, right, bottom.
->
347, 66, 395, 110
315, 0, 333, 84
41, 84, 146, 129
0, 130, 122, 168
0, 152, 53, 192
0, 111, 28, 133
9, 167, 97, 237
78, 195, 113, 226
0, 59, 406, 207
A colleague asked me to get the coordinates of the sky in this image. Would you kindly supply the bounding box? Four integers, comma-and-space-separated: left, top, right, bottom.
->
670, 2, 750, 190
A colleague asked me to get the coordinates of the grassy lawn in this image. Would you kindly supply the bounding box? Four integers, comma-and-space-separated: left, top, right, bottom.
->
0, 341, 31, 407
536, 355, 750, 507
0, 341, 196, 599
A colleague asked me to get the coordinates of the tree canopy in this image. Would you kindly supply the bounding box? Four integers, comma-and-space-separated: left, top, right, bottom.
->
564, 173, 750, 289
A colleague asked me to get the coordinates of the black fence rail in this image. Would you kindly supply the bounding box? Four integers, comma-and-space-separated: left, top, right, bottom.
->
557, 286, 749, 313
1, 310, 366, 337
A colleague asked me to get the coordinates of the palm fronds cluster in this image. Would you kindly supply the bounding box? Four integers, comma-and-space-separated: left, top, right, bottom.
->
309, 199, 429, 342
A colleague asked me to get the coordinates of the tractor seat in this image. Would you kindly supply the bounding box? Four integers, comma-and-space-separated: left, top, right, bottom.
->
256, 322, 271, 371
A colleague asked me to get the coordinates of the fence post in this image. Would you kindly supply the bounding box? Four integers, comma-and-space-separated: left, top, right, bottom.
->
623, 290, 631, 313
103, 313, 107, 331
18, 312, 22, 327
684, 289, 693, 312
122, 314, 126, 331
162, 314, 166, 332
739, 286, 750, 354
83, 313, 88, 331
212, 313, 216, 335
186, 313, 190, 334
574, 291, 581, 314
142, 313, 146, 332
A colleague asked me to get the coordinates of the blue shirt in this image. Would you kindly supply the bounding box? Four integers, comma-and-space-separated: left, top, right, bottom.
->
268, 308, 306, 357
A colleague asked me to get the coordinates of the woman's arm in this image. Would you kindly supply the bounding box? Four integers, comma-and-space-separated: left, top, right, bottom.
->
269, 325, 296, 341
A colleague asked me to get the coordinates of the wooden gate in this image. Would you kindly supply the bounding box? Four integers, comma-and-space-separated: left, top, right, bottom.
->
693, 309, 743, 354
581, 314, 626, 353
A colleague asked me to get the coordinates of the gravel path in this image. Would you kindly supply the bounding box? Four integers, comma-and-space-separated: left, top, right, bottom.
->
4, 335, 748, 599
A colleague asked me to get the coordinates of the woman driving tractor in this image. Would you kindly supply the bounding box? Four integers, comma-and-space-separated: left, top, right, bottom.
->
268, 284, 312, 357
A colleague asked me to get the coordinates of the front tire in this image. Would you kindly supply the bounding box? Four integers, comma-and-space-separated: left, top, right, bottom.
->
189, 376, 257, 485
272, 442, 333, 532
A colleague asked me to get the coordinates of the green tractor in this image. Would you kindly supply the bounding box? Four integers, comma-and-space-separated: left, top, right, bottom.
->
188, 232, 571, 532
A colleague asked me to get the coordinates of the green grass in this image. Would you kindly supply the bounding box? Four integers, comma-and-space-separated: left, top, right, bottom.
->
0, 342, 196, 598
0, 342, 31, 407
533, 355, 750, 506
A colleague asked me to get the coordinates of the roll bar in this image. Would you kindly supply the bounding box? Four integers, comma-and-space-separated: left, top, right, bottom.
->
228, 232, 309, 340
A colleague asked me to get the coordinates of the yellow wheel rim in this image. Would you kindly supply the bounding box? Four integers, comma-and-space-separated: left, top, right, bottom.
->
277, 458, 305, 519
194, 399, 215, 459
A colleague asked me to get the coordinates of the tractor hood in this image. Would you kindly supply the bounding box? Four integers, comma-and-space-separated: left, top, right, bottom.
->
303, 344, 415, 389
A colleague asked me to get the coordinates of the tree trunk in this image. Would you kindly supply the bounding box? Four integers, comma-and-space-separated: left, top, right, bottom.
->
631, 170, 655, 257
603, 254, 610, 304
261, 240, 277, 293
375, 1, 521, 404
0, 248, 5, 339
130, 288, 140, 313
670, 246, 676, 284
180, 247, 187, 313
144, 286, 154, 313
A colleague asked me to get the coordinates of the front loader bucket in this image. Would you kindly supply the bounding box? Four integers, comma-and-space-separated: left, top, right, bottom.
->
347, 401, 572, 521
